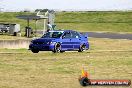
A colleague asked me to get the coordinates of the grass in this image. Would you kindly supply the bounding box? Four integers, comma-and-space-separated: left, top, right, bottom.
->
0, 34, 31, 40
0, 11, 132, 88
56, 23, 132, 32
55, 11, 132, 33
55, 11, 132, 23
0, 38, 132, 88
1, 11, 132, 33
0, 32, 41, 40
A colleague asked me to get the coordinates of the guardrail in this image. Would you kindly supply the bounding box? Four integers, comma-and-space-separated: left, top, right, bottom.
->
0, 39, 31, 49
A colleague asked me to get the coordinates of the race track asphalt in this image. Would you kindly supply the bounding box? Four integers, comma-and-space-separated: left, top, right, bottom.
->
36, 31, 132, 40
87, 32, 132, 40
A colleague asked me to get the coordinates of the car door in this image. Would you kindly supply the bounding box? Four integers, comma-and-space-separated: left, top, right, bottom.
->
70, 31, 81, 49
61, 31, 73, 50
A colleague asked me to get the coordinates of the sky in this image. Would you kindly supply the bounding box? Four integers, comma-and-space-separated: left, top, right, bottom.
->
1, 0, 132, 11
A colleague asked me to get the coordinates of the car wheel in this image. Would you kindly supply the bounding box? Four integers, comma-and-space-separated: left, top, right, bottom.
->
52, 43, 61, 53
31, 49, 39, 53
60, 51, 65, 53
78, 44, 86, 52
5, 30, 8, 33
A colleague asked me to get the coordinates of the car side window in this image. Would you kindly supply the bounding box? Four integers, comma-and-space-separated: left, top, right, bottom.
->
63, 32, 71, 38
71, 31, 80, 38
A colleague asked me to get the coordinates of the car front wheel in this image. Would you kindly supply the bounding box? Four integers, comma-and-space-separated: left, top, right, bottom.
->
78, 44, 86, 52
52, 43, 61, 53
31, 49, 39, 53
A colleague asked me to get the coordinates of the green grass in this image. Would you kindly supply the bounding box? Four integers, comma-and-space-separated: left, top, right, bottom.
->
0, 38, 132, 88
55, 11, 132, 23
1, 11, 132, 33
56, 23, 132, 32
55, 11, 132, 32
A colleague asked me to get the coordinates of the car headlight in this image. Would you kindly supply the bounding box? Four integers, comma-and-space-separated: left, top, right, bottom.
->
30, 41, 33, 44
50, 42, 56, 44
46, 42, 56, 45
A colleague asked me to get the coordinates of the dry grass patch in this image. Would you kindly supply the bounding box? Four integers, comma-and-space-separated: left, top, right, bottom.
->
0, 38, 131, 88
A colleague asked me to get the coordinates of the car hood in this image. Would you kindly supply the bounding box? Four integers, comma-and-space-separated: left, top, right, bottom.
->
32, 38, 56, 43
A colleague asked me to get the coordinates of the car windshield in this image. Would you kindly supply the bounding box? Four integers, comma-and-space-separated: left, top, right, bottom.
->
42, 31, 63, 38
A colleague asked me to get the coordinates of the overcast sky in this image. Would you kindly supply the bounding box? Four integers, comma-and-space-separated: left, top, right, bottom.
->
2, 0, 132, 11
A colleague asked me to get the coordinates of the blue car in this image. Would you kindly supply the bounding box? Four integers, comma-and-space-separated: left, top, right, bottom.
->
29, 30, 89, 53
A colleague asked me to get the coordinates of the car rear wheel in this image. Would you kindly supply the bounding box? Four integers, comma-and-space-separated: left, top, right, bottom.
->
78, 44, 86, 52
31, 49, 39, 53
52, 43, 61, 53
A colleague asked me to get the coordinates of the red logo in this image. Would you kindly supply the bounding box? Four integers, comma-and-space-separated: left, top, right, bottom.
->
79, 68, 131, 86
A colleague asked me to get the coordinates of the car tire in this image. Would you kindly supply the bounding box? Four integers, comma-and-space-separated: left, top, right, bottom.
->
31, 49, 39, 53
60, 51, 65, 53
5, 30, 8, 33
52, 43, 61, 53
78, 44, 86, 52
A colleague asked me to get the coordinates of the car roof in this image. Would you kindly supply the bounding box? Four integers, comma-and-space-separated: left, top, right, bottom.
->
49, 30, 75, 32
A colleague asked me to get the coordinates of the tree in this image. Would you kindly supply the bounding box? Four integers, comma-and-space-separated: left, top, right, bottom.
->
35, 9, 48, 12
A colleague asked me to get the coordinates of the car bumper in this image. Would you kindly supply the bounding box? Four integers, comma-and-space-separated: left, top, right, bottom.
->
29, 44, 54, 51
85, 42, 89, 50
